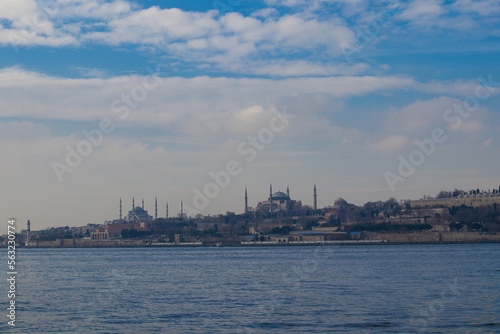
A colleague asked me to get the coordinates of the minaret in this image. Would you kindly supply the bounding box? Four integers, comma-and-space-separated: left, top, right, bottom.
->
269, 184, 273, 214
27, 220, 31, 242
313, 184, 317, 211
155, 197, 158, 219
119, 198, 122, 220
166, 202, 169, 219
142, 198, 144, 209
287, 186, 290, 197
132, 196, 135, 209
245, 188, 248, 214
181, 201, 184, 218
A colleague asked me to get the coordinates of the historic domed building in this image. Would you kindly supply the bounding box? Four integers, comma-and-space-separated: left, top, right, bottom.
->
324, 197, 351, 221
334, 197, 348, 209
126, 206, 153, 223
124, 197, 153, 223
254, 185, 302, 215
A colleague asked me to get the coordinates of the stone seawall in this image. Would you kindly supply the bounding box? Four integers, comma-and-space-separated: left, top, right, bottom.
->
365, 231, 500, 243
25, 239, 203, 247
22, 232, 500, 247
27, 239, 148, 247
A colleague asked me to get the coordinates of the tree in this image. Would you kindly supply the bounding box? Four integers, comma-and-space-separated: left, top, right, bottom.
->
305, 220, 319, 230
436, 190, 451, 199
270, 226, 292, 235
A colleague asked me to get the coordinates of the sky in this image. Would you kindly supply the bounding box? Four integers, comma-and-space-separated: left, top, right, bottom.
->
1, 0, 499, 231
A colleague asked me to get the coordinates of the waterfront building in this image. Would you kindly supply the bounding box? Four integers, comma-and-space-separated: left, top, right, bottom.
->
91, 223, 149, 240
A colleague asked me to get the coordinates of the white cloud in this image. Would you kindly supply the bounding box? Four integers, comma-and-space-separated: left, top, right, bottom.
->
85, 7, 220, 45
0, 67, 416, 126
0, 2, 358, 73
481, 138, 492, 147
393, 0, 500, 34
452, 0, 500, 16
415, 79, 499, 97
245, 60, 369, 76
369, 135, 408, 151
0, 0, 78, 47
0, 0, 498, 76
83, 10, 355, 70
453, 120, 486, 133
264, 0, 308, 6
385, 96, 462, 133
0, 0, 39, 21
398, 0, 444, 22
55, 0, 132, 19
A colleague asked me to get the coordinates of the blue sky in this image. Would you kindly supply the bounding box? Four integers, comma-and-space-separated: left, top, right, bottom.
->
1, 0, 499, 230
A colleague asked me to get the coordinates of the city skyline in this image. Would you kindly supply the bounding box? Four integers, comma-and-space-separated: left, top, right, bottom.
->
20, 182, 500, 232
1, 0, 499, 231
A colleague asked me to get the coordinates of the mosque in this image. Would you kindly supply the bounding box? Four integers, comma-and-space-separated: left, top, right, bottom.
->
110, 185, 319, 223
250, 185, 318, 216
121, 197, 153, 223
110, 196, 182, 224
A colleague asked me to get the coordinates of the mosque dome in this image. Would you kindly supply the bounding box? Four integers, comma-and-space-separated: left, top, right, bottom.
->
133, 206, 147, 213
125, 204, 153, 222
334, 198, 348, 206
271, 191, 290, 201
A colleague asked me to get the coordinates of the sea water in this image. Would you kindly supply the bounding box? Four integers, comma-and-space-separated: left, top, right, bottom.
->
4, 243, 499, 333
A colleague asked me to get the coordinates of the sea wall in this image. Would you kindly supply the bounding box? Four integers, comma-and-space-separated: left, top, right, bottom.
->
23, 232, 500, 247
365, 231, 500, 243
28, 239, 202, 247
30, 239, 148, 247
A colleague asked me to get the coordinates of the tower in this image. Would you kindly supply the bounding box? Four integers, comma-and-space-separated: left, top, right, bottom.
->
166, 202, 169, 219
269, 184, 273, 214
142, 198, 144, 209
119, 198, 122, 220
27, 220, 31, 242
155, 197, 158, 219
132, 196, 135, 209
245, 188, 248, 214
287, 186, 289, 197
181, 201, 184, 218
313, 184, 317, 211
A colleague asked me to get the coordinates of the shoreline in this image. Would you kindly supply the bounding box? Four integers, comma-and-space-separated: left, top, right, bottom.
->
13, 239, 500, 248
10, 231, 499, 248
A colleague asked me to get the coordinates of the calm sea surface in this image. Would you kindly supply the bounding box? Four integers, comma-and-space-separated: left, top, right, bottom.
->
4, 244, 500, 333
